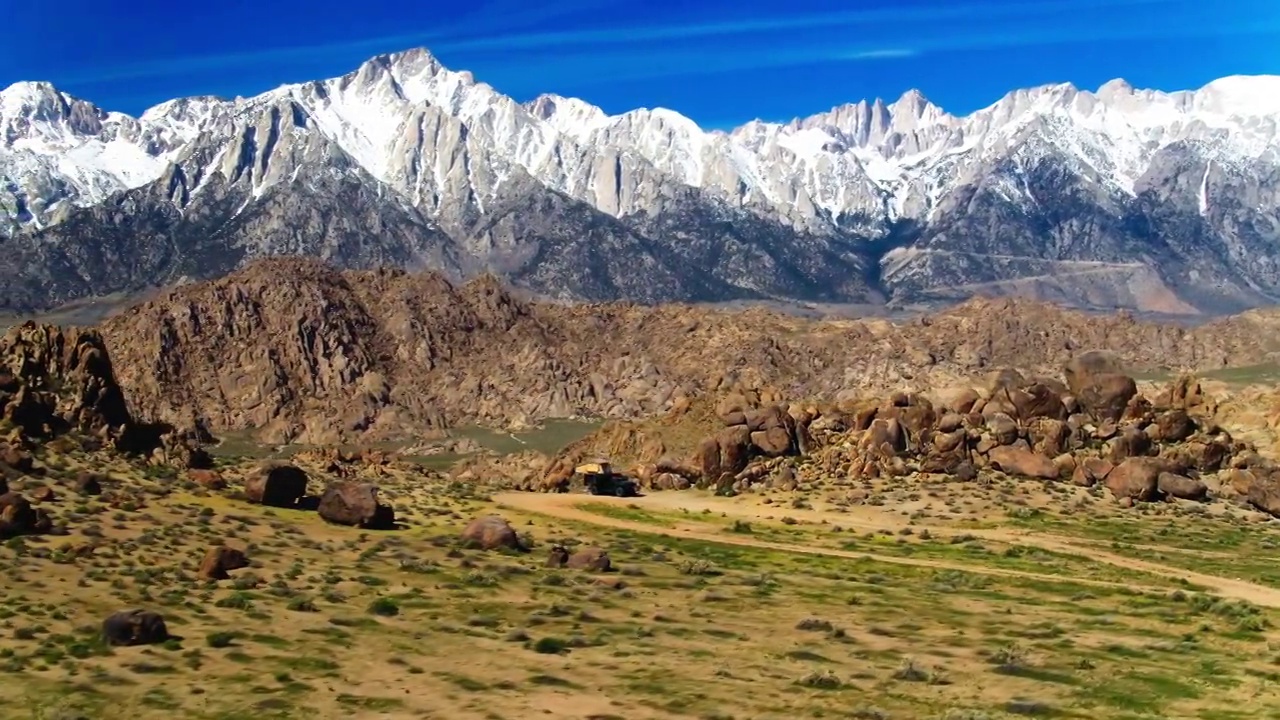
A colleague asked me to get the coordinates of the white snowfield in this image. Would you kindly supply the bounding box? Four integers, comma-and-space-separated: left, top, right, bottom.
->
1, 47, 1277, 234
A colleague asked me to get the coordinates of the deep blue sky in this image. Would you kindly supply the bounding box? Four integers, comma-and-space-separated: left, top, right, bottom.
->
4, 0, 1278, 128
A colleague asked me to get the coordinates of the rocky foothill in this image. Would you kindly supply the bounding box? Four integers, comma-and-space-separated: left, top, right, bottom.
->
91, 258, 1280, 445
521, 351, 1280, 519
0, 321, 216, 542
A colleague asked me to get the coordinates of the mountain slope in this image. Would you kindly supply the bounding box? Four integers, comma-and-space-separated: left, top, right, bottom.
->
95, 258, 1280, 444
2, 49, 1279, 314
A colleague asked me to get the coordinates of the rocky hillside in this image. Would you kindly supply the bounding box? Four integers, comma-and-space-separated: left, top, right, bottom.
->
0, 322, 206, 465
499, 353, 1280, 526
2, 52, 1279, 314
94, 258, 1280, 445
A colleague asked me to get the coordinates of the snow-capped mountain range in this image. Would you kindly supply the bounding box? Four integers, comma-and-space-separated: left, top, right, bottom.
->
2, 47, 1278, 315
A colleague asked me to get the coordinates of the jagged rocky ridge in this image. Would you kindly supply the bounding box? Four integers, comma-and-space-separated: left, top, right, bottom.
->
92, 259, 1280, 445
2, 52, 1279, 313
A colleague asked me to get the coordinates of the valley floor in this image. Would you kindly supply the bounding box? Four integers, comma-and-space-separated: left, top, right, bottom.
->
7, 444, 1280, 720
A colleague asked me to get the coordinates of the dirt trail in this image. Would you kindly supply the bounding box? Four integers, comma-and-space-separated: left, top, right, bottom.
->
493, 491, 1280, 609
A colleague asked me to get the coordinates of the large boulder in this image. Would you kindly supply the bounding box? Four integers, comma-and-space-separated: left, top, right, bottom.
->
198, 546, 250, 580
985, 413, 1020, 447
188, 469, 227, 490
566, 547, 612, 572
0, 492, 50, 538
1107, 426, 1153, 464
1157, 472, 1209, 501
860, 418, 905, 456
932, 429, 967, 454
244, 463, 308, 508
1105, 458, 1166, 502
939, 387, 981, 414
1248, 477, 1280, 517
715, 394, 753, 426
988, 447, 1059, 480
744, 404, 790, 432
0, 443, 33, 473
102, 610, 169, 647
697, 426, 753, 484
461, 516, 525, 551
73, 471, 105, 495
1071, 457, 1114, 487
1152, 410, 1197, 443
1077, 374, 1139, 423
317, 482, 396, 529
1027, 418, 1070, 457
1063, 351, 1126, 396
545, 545, 570, 568
750, 427, 793, 457
1010, 383, 1068, 421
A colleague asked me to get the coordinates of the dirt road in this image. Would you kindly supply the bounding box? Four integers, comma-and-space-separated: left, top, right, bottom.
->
493, 491, 1280, 608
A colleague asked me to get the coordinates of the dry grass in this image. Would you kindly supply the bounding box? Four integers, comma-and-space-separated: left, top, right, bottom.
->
4, 433, 1280, 720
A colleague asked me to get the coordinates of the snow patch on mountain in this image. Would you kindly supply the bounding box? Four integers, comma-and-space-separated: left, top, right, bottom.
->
2, 50, 1279, 250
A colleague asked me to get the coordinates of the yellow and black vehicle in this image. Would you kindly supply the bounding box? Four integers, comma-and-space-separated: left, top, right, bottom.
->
573, 460, 638, 497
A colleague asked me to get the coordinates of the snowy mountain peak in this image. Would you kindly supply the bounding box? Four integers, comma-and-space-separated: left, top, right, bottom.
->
2, 48, 1279, 317
1, 80, 61, 104
1196, 75, 1280, 117
524, 94, 611, 138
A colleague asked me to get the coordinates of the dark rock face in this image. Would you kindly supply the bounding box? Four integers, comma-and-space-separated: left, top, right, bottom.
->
317, 482, 395, 529
0, 324, 136, 439
244, 463, 309, 508
102, 610, 169, 647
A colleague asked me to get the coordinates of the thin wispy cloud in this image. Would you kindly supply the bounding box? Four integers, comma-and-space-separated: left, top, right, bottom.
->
54, 0, 613, 85
482, 12, 1280, 91
504, 0, 1280, 90
58, 0, 1176, 86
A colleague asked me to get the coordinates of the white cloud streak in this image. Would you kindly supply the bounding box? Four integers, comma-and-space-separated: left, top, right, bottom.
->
57, 0, 1181, 85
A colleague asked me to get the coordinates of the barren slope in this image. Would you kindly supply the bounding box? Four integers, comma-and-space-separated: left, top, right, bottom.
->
97, 258, 1280, 443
